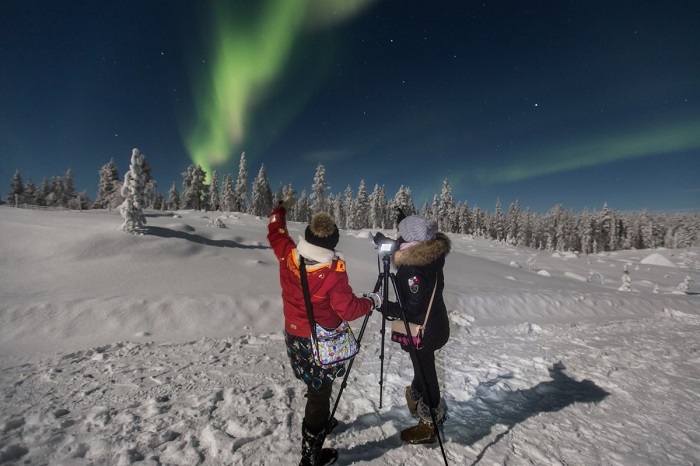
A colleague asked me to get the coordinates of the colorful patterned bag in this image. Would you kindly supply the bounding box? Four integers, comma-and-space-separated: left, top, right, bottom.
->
311, 321, 359, 368
299, 256, 359, 368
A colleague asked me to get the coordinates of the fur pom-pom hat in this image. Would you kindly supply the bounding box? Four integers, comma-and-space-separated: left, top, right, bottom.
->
305, 213, 340, 251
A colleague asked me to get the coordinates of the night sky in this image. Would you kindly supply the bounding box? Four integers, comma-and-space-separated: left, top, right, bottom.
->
2, 0, 699, 213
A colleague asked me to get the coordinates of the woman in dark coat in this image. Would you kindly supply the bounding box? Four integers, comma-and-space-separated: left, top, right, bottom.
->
383, 215, 451, 444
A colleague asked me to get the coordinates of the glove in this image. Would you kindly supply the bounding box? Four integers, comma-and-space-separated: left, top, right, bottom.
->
278, 192, 297, 210
364, 292, 383, 310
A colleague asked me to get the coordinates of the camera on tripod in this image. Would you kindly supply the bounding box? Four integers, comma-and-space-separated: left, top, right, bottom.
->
372, 232, 399, 255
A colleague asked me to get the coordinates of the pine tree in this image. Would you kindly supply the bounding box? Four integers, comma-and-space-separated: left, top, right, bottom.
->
220, 173, 236, 212
349, 180, 369, 229
209, 170, 220, 212
342, 185, 353, 230
167, 182, 180, 210
492, 198, 505, 241
421, 199, 432, 219
310, 163, 329, 214
234, 152, 249, 213
431, 195, 439, 222
23, 179, 38, 205
472, 205, 483, 237
119, 148, 148, 233
94, 159, 120, 209
333, 191, 345, 229
294, 189, 310, 223
61, 169, 78, 208
506, 200, 521, 244
369, 184, 387, 229
394, 185, 415, 222
144, 180, 158, 209
180, 165, 196, 210
9, 170, 23, 205
180, 165, 207, 210
249, 164, 273, 216
438, 179, 456, 232
37, 177, 50, 207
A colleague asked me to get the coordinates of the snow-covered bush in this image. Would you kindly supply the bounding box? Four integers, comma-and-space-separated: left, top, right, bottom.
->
618, 266, 632, 291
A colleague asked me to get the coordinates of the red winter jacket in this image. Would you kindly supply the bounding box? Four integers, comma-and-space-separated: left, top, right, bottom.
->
267, 206, 372, 338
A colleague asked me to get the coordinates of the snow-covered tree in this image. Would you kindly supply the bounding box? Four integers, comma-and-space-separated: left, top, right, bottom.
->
9, 170, 24, 205
37, 177, 50, 206
348, 180, 369, 229
61, 169, 78, 208
180, 165, 207, 210
342, 185, 353, 230
394, 185, 415, 225
333, 191, 346, 229
310, 163, 329, 214
421, 199, 432, 219
209, 170, 220, 212
94, 159, 120, 209
119, 148, 148, 233
249, 164, 273, 216
677, 275, 693, 294
492, 198, 505, 241
369, 184, 387, 229
167, 182, 180, 210
220, 174, 236, 212
618, 266, 632, 292
598, 203, 613, 251
438, 179, 456, 232
293, 189, 310, 223
23, 179, 38, 205
234, 152, 249, 213
506, 200, 521, 244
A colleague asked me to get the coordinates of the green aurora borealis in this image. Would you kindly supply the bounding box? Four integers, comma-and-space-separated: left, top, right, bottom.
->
184, 0, 374, 177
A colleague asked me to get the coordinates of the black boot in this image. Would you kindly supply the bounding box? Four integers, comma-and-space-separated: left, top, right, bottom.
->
300, 423, 338, 466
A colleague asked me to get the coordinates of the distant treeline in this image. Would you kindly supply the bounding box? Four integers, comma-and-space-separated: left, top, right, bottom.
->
6, 154, 699, 252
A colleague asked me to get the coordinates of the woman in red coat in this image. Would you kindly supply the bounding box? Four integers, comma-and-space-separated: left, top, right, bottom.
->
268, 198, 380, 466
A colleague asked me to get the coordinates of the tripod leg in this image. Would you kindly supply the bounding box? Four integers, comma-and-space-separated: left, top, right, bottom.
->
327, 273, 383, 426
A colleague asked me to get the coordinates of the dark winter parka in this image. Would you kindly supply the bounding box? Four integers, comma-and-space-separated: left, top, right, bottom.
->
385, 233, 451, 351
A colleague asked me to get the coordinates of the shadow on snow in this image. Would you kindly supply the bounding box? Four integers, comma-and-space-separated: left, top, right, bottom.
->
337, 361, 610, 465
147, 226, 269, 250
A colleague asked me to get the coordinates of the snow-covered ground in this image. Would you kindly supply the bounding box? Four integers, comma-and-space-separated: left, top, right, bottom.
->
1, 206, 698, 465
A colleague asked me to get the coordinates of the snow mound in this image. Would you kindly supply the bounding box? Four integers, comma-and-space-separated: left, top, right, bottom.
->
449, 310, 474, 327
166, 223, 195, 232
564, 271, 588, 282
640, 253, 676, 268
663, 308, 696, 319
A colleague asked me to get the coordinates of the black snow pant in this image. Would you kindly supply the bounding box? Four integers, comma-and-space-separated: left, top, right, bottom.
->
305, 382, 333, 434
409, 348, 440, 409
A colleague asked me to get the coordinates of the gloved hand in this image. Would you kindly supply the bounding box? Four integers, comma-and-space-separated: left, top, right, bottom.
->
364, 292, 383, 310
278, 192, 297, 210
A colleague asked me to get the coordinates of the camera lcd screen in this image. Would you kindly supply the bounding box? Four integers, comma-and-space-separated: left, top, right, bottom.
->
379, 243, 393, 252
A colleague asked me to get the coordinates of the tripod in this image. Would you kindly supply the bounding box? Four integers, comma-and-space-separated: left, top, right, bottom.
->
328, 252, 449, 466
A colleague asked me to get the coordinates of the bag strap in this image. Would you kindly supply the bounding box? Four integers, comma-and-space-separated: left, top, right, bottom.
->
298, 255, 318, 346
419, 274, 439, 329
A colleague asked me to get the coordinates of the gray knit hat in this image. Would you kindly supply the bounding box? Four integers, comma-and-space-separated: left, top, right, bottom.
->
398, 216, 438, 242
